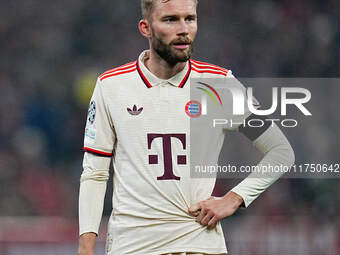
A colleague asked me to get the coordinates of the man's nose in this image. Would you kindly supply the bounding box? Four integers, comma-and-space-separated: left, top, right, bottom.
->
177, 20, 189, 36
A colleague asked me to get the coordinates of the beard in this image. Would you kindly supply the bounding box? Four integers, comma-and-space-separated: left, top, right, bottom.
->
151, 30, 194, 66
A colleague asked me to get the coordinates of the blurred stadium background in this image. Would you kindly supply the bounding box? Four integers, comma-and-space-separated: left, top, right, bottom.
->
0, 0, 339, 254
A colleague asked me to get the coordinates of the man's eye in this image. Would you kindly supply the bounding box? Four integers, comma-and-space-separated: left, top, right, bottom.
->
164, 17, 175, 22
186, 16, 196, 22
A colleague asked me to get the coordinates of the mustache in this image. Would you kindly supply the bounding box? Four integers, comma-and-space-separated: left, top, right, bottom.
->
171, 38, 193, 45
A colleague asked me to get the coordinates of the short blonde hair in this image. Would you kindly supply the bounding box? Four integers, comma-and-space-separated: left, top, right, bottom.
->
141, 0, 197, 20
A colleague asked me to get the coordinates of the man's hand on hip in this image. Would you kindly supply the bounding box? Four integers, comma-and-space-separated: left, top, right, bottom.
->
188, 191, 244, 229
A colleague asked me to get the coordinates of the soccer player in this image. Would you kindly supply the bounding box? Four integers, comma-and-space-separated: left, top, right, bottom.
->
78, 0, 295, 254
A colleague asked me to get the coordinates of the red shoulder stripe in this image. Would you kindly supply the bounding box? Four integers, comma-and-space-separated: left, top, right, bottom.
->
99, 61, 136, 78
191, 62, 228, 74
84, 147, 113, 157
100, 68, 136, 81
191, 59, 227, 69
191, 59, 228, 72
192, 67, 227, 76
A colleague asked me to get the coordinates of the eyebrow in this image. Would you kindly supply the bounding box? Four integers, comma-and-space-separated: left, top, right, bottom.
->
161, 14, 197, 19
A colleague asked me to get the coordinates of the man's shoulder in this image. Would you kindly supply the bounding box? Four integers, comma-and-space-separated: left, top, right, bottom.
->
98, 61, 137, 82
190, 59, 230, 77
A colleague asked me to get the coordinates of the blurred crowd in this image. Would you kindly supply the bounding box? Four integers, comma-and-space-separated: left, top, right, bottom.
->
0, 0, 339, 247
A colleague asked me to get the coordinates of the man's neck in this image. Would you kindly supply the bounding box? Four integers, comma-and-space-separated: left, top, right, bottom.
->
143, 49, 187, 80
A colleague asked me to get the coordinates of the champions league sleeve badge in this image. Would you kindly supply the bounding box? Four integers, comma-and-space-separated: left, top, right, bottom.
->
87, 101, 96, 125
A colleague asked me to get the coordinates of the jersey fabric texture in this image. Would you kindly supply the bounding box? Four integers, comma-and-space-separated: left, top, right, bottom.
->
83, 51, 253, 255
162, 253, 226, 255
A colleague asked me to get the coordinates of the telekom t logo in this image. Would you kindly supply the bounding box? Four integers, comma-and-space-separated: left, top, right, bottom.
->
147, 133, 186, 181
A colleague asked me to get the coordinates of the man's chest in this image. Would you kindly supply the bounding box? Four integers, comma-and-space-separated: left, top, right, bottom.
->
106, 84, 191, 135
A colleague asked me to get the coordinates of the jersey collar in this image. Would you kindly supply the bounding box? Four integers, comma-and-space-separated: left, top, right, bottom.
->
136, 50, 191, 89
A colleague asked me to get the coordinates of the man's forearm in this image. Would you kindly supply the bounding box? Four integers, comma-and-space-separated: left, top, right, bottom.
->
232, 124, 295, 207
78, 152, 111, 254
78, 178, 107, 255
79, 178, 107, 235
79, 152, 110, 235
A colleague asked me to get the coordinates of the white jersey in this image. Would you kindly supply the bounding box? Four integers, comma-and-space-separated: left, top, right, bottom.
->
83, 51, 252, 255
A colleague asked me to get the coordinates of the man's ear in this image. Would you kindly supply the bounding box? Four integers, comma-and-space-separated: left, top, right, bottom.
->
138, 19, 152, 39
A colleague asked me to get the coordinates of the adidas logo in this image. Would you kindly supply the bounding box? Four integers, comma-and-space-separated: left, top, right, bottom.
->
127, 105, 143, 116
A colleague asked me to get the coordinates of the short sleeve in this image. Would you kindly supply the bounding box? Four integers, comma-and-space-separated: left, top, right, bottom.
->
221, 71, 260, 130
83, 78, 115, 157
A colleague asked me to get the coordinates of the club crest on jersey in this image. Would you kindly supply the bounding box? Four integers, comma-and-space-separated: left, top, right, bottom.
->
185, 100, 202, 118
127, 105, 143, 116
87, 101, 96, 124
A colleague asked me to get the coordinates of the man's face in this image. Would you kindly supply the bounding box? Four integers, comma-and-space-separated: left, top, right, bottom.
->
149, 0, 197, 65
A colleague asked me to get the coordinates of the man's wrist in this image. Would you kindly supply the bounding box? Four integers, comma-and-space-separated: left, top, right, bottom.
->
223, 191, 244, 209
78, 232, 97, 255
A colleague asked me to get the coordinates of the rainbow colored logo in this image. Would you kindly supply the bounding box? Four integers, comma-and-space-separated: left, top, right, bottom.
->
196, 82, 223, 105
